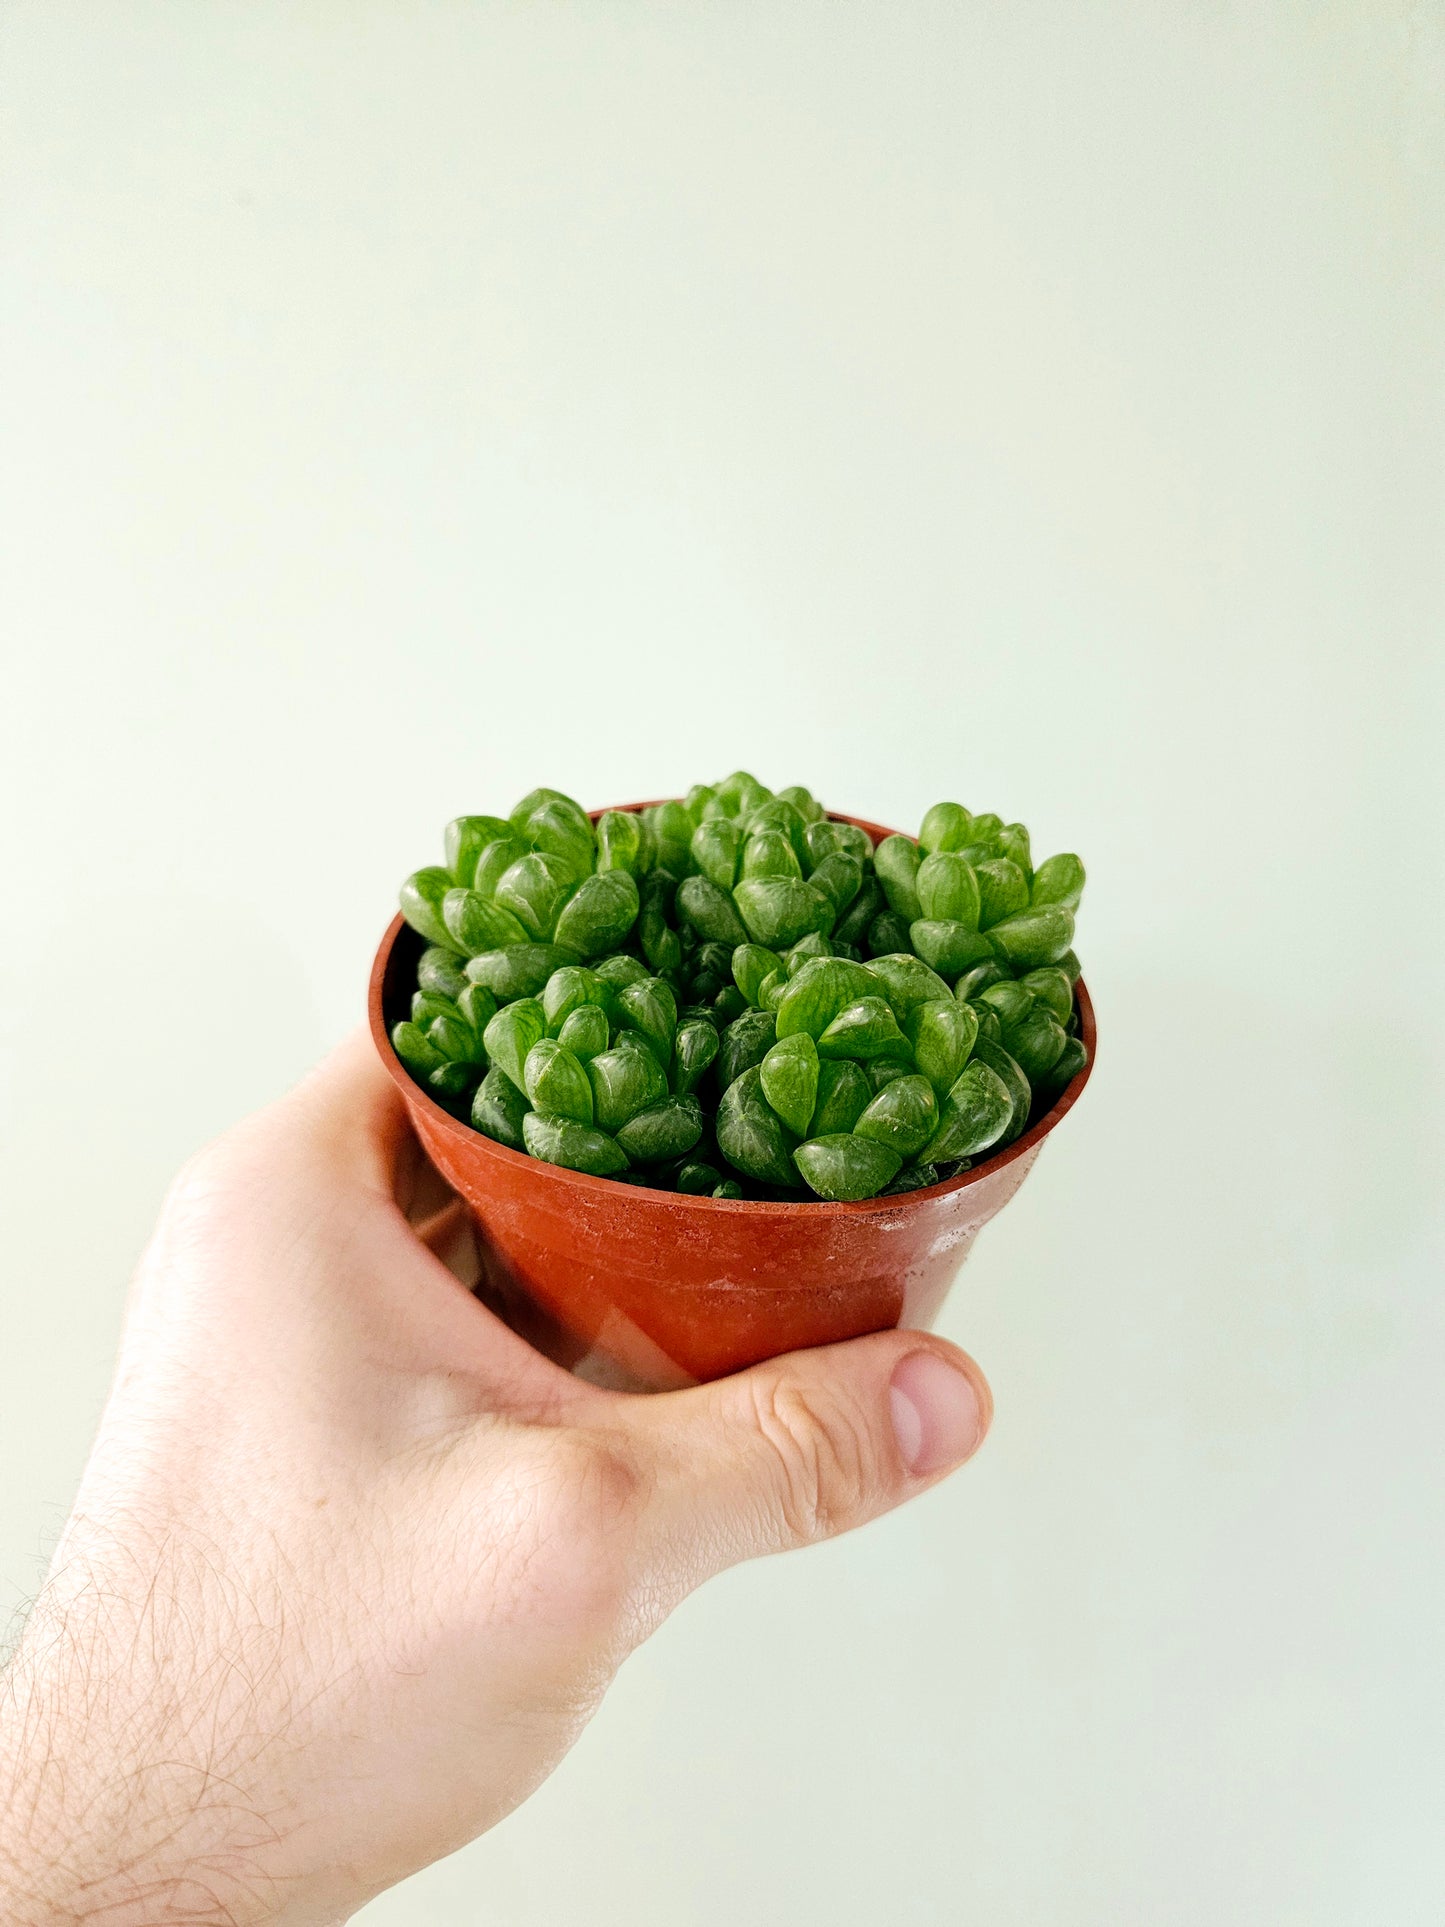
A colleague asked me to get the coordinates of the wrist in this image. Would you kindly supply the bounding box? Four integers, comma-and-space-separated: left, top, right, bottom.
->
0, 1542, 332, 1927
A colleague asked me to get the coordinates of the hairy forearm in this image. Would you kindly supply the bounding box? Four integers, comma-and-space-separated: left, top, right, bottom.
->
0, 1524, 316, 1927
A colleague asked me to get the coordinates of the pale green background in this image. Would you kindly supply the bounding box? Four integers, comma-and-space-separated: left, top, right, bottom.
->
2, 5, 1442, 1923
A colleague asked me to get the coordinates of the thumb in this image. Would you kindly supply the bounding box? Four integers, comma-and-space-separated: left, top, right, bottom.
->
621, 1333, 992, 1585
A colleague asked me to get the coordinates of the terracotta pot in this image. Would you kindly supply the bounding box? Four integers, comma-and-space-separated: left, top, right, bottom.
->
369, 810, 1095, 1390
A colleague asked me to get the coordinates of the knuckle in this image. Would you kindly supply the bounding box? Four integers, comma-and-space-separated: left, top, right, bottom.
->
161, 1138, 232, 1218
515, 1431, 651, 1636
157, 1111, 290, 1242
747, 1373, 881, 1545
160, 1121, 267, 1224
561, 1431, 650, 1542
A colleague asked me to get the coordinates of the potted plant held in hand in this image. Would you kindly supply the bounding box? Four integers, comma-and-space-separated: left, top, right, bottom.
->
370, 774, 1094, 1389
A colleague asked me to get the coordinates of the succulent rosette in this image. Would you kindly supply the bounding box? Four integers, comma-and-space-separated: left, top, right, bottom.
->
392, 774, 1087, 1200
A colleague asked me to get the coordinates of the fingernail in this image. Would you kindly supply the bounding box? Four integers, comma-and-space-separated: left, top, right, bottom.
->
890, 1350, 990, 1476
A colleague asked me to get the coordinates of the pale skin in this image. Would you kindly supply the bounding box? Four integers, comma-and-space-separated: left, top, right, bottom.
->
0, 1033, 992, 1924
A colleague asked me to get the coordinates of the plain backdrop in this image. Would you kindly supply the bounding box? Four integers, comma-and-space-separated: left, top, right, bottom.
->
2, 5, 1442, 1923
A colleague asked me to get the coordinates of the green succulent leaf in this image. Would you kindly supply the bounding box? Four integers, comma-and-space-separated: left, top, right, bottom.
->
829, 822, 875, 862
774, 956, 880, 1040
793, 1134, 902, 1201
673, 1017, 721, 1096
807, 851, 864, 916
744, 796, 810, 860
427, 1061, 477, 1098
979, 980, 1036, 1029
712, 984, 749, 1023
521, 1111, 629, 1176
732, 877, 834, 949
714, 769, 772, 818
542, 965, 609, 1034
392, 1019, 447, 1078
741, 827, 804, 882
1000, 1005, 1068, 1085
716, 1065, 799, 1186
757, 969, 788, 1011
910, 919, 996, 978
557, 1003, 609, 1060
809, 1059, 871, 1136
802, 820, 845, 870
759, 1031, 820, 1137
691, 818, 743, 891
644, 801, 696, 876
676, 1160, 723, 1195
411, 990, 457, 1030
693, 940, 734, 980
954, 959, 1010, 1002
862, 952, 953, 1016
510, 788, 591, 838
776, 784, 825, 824
1020, 966, 1074, 1023
716, 1007, 778, 1090
428, 1011, 485, 1065
969, 1037, 1033, 1144
615, 1095, 705, 1164
985, 904, 1075, 970
1038, 1031, 1088, 1105
456, 981, 497, 1039
494, 852, 576, 942
587, 1043, 669, 1131
997, 823, 1032, 877
481, 997, 547, 1093
865, 910, 912, 956
471, 835, 532, 900
1030, 852, 1086, 911
918, 802, 973, 854
466, 944, 582, 1003
684, 784, 717, 827
445, 815, 513, 886
399, 867, 456, 948
636, 875, 683, 977
525, 802, 596, 882
816, 996, 907, 1061
784, 931, 833, 972
905, 998, 978, 1099
416, 945, 469, 1000
916, 851, 981, 928
676, 874, 749, 947
973, 1005, 1003, 1044
524, 1039, 594, 1124
921, 1061, 1014, 1163
594, 809, 647, 876
873, 835, 924, 921
854, 1073, 938, 1159
732, 943, 783, 1006
471, 1067, 530, 1150
974, 858, 1031, 930
441, 888, 530, 955
832, 874, 883, 948
552, 869, 640, 958
617, 976, 677, 1056
594, 952, 651, 991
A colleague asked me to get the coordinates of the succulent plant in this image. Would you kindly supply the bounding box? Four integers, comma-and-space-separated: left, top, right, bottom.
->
392, 778, 1087, 1200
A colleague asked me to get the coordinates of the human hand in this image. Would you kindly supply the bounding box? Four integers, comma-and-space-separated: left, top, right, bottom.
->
0, 1033, 991, 1924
